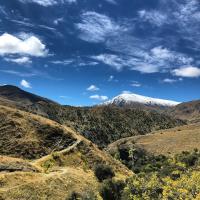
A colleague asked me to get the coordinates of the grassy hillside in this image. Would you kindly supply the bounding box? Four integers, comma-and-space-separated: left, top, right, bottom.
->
0, 104, 132, 200
107, 123, 200, 156
0, 105, 76, 159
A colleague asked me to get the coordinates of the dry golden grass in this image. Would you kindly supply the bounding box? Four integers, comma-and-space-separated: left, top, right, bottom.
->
0, 104, 132, 199
108, 123, 200, 156
0, 168, 99, 200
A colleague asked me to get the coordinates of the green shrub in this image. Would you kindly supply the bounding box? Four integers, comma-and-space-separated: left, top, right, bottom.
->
100, 179, 125, 200
94, 164, 115, 182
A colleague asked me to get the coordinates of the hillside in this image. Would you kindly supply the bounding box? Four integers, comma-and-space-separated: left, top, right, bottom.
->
169, 100, 200, 123
0, 85, 65, 122
107, 123, 200, 156
63, 106, 185, 148
0, 104, 132, 199
0, 104, 76, 159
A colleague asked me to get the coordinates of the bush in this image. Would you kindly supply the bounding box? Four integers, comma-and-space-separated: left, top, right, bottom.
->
67, 191, 97, 200
94, 164, 115, 182
100, 179, 125, 200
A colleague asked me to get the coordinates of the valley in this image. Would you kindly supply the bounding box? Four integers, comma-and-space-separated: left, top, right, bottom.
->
0, 85, 200, 199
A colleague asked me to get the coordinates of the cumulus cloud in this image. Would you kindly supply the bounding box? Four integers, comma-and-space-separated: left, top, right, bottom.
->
20, 79, 32, 88
87, 85, 100, 92
172, 66, 200, 78
90, 95, 108, 101
4, 57, 32, 65
19, 0, 76, 6
0, 33, 48, 57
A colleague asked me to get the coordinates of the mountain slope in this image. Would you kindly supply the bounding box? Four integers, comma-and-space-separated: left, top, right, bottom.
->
107, 123, 200, 156
0, 85, 64, 121
104, 93, 180, 107
0, 105, 76, 159
169, 100, 200, 123
0, 104, 132, 199
63, 105, 185, 148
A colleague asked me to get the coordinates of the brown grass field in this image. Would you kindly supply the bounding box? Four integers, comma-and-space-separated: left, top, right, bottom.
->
108, 123, 200, 156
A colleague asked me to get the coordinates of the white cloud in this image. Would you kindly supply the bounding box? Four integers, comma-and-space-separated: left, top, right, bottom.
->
108, 75, 114, 81
91, 44, 193, 74
76, 11, 120, 43
4, 57, 32, 65
20, 79, 32, 88
132, 63, 160, 74
163, 78, 177, 83
50, 60, 73, 65
151, 46, 173, 59
87, 85, 100, 92
53, 17, 64, 25
0, 33, 48, 57
104, 0, 117, 5
130, 81, 141, 87
172, 66, 200, 78
0, 70, 36, 77
108, 75, 118, 82
90, 95, 108, 101
122, 91, 132, 94
19, 0, 76, 6
138, 10, 168, 26
91, 54, 124, 71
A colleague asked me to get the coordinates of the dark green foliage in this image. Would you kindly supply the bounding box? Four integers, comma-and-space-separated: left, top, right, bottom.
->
175, 150, 199, 167
99, 179, 125, 200
94, 164, 115, 182
67, 191, 97, 200
62, 106, 185, 148
108, 149, 200, 200
112, 147, 200, 178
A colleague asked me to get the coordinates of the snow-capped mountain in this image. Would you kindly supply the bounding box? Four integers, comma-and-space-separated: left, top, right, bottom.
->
104, 93, 181, 107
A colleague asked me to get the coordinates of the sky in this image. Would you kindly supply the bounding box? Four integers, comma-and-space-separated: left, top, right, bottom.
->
0, 0, 200, 106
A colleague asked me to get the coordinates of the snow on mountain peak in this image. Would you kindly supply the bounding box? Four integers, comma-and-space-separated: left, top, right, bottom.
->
104, 93, 181, 107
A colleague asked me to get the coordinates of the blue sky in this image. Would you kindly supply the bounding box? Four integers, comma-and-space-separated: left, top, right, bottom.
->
0, 0, 200, 106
